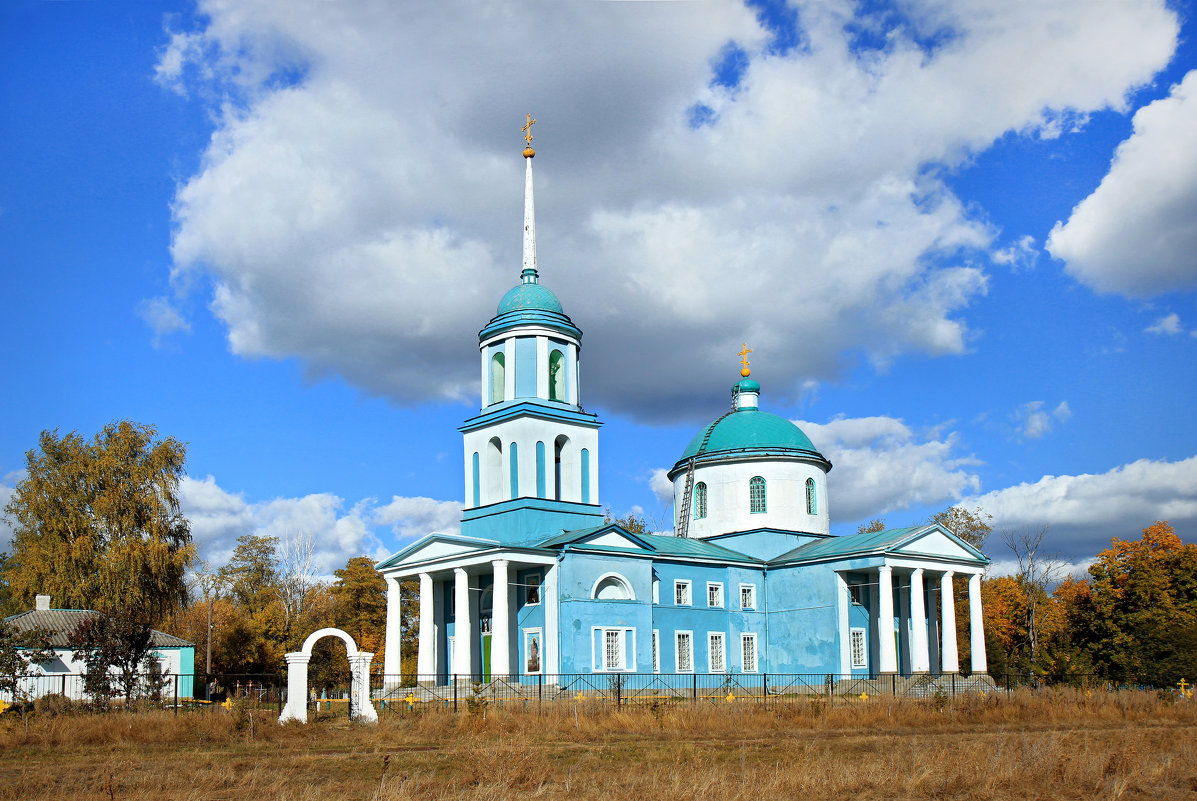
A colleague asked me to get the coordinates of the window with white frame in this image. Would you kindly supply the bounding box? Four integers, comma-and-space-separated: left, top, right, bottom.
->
694, 481, 708, 519
741, 633, 758, 673
850, 628, 867, 669
652, 630, 660, 673
676, 631, 693, 672
707, 582, 724, 608
652, 577, 660, 604
749, 476, 767, 513
740, 584, 757, 610
525, 571, 542, 605
708, 632, 726, 673
592, 627, 633, 671
805, 477, 817, 515
674, 579, 692, 606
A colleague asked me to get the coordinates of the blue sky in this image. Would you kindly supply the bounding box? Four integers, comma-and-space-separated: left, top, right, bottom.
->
2, 0, 1195, 577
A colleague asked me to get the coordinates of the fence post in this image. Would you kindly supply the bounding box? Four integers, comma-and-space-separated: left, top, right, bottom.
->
691, 674, 697, 704
538, 673, 543, 711
453, 675, 458, 712
762, 673, 767, 708
174, 674, 179, 715
615, 674, 622, 708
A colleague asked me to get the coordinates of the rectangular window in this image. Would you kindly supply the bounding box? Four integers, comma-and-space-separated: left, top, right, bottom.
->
592, 627, 634, 671
652, 577, 660, 605
708, 632, 726, 673
652, 630, 660, 673
525, 572, 542, 606
741, 633, 758, 673
707, 582, 724, 608
674, 580, 692, 606
740, 584, 756, 610
850, 628, 867, 669
676, 631, 693, 672
849, 583, 866, 606
523, 629, 542, 674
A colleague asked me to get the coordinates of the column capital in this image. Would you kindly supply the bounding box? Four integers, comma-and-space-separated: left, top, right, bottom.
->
941, 569, 955, 579
454, 566, 468, 576
911, 567, 924, 577
878, 564, 892, 575
284, 652, 311, 666
492, 558, 510, 568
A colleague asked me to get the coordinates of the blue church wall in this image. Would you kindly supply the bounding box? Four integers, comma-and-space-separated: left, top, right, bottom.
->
763, 563, 840, 673
556, 552, 652, 673
516, 567, 547, 676
515, 337, 537, 398
460, 498, 604, 542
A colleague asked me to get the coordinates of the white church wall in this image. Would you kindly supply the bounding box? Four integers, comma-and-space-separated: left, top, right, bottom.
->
676, 458, 829, 537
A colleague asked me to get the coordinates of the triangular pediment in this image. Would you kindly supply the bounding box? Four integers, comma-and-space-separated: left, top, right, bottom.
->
375, 533, 499, 570
538, 524, 654, 552
894, 526, 985, 562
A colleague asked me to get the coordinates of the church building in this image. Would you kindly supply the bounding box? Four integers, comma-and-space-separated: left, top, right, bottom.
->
375, 123, 989, 683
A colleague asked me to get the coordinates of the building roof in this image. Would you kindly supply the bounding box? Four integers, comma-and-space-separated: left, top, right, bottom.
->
497, 280, 563, 315
770, 524, 988, 565
536, 525, 761, 564
4, 608, 193, 649
678, 407, 826, 463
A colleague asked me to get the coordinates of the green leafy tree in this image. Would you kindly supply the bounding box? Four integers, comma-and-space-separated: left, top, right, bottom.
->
932, 506, 993, 551
220, 535, 281, 614
2, 422, 193, 625
856, 518, 887, 534
69, 611, 166, 706
0, 621, 54, 708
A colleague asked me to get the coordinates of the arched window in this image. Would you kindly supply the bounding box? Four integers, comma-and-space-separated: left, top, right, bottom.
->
749, 476, 766, 514
489, 352, 505, 405
580, 448, 591, 503
535, 441, 546, 498
486, 437, 503, 503
471, 452, 480, 506
694, 482, 707, 519
509, 442, 519, 499
805, 477, 817, 515
548, 349, 565, 401
592, 573, 634, 600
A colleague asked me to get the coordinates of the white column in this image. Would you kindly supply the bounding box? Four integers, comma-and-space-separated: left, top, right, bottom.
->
877, 566, 898, 674
567, 342, 579, 405
348, 652, 378, 723
909, 568, 930, 673
417, 573, 435, 681
941, 572, 959, 673
454, 568, 473, 680
279, 652, 310, 724
491, 560, 511, 678
968, 572, 987, 674
382, 576, 402, 683
836, 572, 851, 675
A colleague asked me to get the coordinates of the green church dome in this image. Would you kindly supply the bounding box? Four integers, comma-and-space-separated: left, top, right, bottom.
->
496, 281, 563, 315
680, 409, 822, 460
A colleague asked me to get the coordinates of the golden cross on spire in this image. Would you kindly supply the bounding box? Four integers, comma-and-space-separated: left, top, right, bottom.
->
522, 113, 536, 145
739, 343, 752, 378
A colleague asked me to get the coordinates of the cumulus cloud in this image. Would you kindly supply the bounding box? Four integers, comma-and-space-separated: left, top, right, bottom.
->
1013, 400, 1071, 440
180, 475, 451, 574
992, 234, 1039, 271
156, 0, 1178, 419
793, 415, 981, 523
1145, 312, 1183, 335
374, 495, 463, 542
963, 455, 1197, 559
649, 468, 674, 506
1048, 69, 1197, 296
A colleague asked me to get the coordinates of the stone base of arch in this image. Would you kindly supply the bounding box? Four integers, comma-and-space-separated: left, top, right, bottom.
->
278, 627, 377, 725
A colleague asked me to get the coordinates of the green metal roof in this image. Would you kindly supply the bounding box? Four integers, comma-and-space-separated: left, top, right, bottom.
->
535, 526, 760, 563
769, 525, 988, 565
680, 408, 824, 461
496, 281, 563, 315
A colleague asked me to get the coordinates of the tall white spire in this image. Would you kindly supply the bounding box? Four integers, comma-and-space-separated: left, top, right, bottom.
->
522, 155, 537, 279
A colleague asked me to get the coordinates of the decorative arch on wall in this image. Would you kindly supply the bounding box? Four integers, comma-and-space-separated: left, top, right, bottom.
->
591, 573, 635, 601
553, 434, 574, 501
486, 437, 503, 503
548, 349, 565, 401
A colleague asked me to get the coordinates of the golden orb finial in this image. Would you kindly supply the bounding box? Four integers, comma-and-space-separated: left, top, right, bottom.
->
522, 113, 536, 158
738, 343, 752, 377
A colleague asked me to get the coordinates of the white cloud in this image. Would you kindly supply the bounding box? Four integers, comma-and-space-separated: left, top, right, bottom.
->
649, 468, 674, 506
137, 296, 191, 347
991, 234, 1039, 271
157, 0, 1178, 418
1048, 69, 1197, 297
963, 455, 1197, 559
179, 474, 429, 574
1013, 400, 1070, 440
373, 495, 463, 542
794, 415, 981, 523
1145, 312, 1183, 335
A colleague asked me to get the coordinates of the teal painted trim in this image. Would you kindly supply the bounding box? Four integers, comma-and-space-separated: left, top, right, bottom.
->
515, 337, 537, 398
458, 401, 602, 433
509, 442, 519, 498
479, 308, 582, 342
666, 447, 830, 480
472, 452, 481, 506
536, 441, 546, 497
580, 448, 590, 503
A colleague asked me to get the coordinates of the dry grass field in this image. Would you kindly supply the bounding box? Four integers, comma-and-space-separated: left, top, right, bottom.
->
1, 689, 1195, 801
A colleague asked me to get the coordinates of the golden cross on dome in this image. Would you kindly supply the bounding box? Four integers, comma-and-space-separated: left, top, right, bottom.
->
739, 343, 752, 377
522, 113, 536, 145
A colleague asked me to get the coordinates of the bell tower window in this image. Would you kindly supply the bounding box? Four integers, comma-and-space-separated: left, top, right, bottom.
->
548, 349, 565, 401
489, 352, 505, 405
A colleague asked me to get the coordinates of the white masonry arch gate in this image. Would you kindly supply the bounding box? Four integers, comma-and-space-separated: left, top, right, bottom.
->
279, 627, 378, 724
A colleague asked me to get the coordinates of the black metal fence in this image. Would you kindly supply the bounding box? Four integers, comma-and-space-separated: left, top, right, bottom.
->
1, 673, 283, 714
